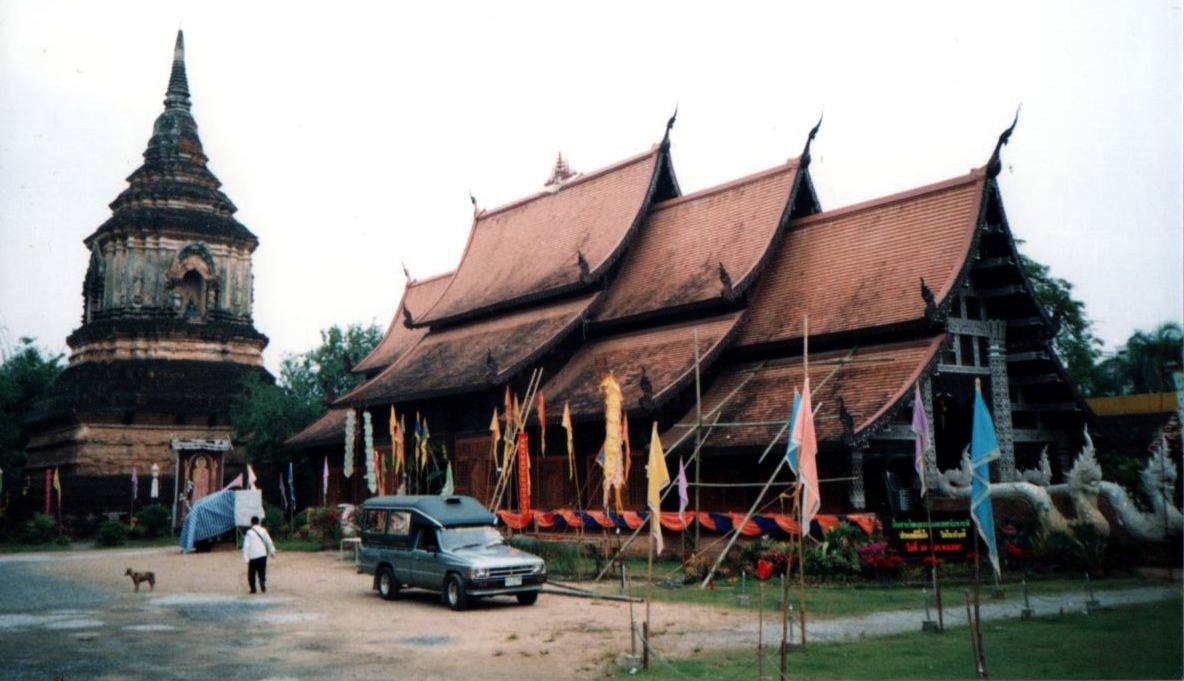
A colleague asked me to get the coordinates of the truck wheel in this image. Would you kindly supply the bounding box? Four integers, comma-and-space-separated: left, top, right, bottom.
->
377, 566, 400, 601
444, 574, 469, 611
516, 590, 539, 606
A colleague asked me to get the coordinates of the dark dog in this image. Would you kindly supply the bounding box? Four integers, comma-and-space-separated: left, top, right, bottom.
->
124, 568, 155, 592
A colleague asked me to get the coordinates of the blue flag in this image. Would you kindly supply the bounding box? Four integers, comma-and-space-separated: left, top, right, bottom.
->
288, 461, 296, 508
970, 381, 1001, 578
784, 388, 802, 472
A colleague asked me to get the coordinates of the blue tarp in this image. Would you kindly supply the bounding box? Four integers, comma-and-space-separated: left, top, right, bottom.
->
179, 490, 237, 553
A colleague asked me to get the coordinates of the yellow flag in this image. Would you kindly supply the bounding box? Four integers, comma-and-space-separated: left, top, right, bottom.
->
562, 401, 574, 479
397, 413, 406, 476
389, 406, 398, 483
490, 408, 501, 464
646, 422, 670, 555
420, 417, 431, 469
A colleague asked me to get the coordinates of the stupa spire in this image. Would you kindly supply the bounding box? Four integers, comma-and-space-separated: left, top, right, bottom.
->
165, 30, 191, 110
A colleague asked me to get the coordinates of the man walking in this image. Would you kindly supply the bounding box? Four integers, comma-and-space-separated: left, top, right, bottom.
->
243, 515, 277, 594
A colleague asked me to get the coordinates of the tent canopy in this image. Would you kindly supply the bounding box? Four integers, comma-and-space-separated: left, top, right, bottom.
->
178, 490, 237, 553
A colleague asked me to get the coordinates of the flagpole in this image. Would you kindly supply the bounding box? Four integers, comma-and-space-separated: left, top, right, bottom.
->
644, 517, 654, 671
797, 317, 809, 648
693, 329, 702, 553
918, 382, 945, 632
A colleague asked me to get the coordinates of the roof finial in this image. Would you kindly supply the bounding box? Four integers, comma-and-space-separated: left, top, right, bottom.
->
986, 105, 1021, 179
544, 152, 577, 188
800, 112, 823, 169
661, 104, 679, 146
165, 30, 191, 110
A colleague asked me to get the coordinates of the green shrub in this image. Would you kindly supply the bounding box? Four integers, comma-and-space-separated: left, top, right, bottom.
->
97, 520, 128, 547
262, 501, 285, 536
136, 504, 171, 538
508, 536, 591, 578
803, 524, 867, 581
23, 514, 57, 545
306, 506, 343, 545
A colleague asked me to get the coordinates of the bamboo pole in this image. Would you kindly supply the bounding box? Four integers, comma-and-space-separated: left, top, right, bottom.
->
974, 551, 988, 679
964, 591, 980, 677
644, 520, 655, 670
694, 329, 702, 553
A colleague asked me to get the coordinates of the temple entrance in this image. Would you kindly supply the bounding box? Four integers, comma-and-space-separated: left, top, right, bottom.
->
172, 438, 232, 526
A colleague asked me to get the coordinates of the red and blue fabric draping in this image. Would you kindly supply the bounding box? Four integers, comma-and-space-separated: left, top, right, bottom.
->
495, 509, 880, 538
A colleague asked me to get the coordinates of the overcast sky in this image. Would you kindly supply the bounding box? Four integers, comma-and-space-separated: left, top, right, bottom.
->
1, 1, 1181, 375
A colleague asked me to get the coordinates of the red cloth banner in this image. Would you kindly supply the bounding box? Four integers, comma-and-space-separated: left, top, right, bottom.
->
44, 468, 51, 515
726, 512, 764, 537
517, 431, 531, 515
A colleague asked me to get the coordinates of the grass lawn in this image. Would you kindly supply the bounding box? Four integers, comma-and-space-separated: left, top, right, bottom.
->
634, 598, 1183, 680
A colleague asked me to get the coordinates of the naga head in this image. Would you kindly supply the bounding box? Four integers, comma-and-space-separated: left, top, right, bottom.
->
1140, 438, 1179, 504
1068, 446, 1103, 498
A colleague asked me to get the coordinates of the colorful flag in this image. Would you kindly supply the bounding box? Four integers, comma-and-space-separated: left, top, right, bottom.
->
911, 384, 931, 497
344, 409, 356, 479
52, 467, 62, 510
517, 431, 531, 514
791, 376, 820, 528
364, 411, 376, 494
246, 464, 257, 490
131, 467, 138, 500
646, 422, 671, 555
504, 385, 513, 431
562, 401, 574, 479
490, 408, 501, 465
622, 410, 632, 484
441, 462, 454, 496
599, 373, 625, 511
537, 391, 547, 455
970, 379, 1002, 579
44, 469, 51, 515
414, 412, 423, 473
279, 472, 288, 511
420, 417, 431, 470
288, 461, 296, 508
512, 394, 523, 429
397, 413, 407, 476
784, 387, 803, 472
323, 456, 330, 501
677, 457, 689, 524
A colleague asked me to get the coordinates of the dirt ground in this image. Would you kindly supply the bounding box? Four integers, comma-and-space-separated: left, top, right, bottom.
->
16, 544, 731, 680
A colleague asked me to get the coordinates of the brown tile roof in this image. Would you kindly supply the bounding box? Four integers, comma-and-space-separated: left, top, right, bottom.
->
737, 171, 986, 349
352, 272, 453, 375
285, 408, 348, 449
417, 148, 666, 326
595, 161, 801, 323
661, 336, 945, 451
541, 312, 744, 418
339, 293, 599, 407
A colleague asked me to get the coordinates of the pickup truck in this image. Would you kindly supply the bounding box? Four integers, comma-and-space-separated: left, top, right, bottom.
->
356, 495, 546, 610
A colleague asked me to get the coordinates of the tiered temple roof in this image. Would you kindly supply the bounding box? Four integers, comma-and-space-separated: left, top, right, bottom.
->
294, 116, 1090, 517
352, 272, 453, 376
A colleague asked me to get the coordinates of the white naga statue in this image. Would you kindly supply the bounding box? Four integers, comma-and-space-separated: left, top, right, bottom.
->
936, 427, 1183, 540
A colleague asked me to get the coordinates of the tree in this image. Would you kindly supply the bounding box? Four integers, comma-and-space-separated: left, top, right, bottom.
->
1091, 322, 1183, 397
1020, 254, 1104, 394
230, 323, 382, 467
0, 338, 64, 498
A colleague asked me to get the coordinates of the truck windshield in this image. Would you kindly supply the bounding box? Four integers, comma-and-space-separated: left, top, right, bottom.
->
440, 526, 504, 551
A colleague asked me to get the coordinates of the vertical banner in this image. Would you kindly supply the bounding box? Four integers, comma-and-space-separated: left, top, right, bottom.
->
517, 431, 531, 515
44, 468, 52, 515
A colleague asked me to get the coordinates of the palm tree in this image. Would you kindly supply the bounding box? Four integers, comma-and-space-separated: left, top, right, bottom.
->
1092, 322, 1183, 396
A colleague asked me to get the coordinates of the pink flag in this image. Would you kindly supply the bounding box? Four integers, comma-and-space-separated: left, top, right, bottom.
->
222, 472, 243, 491
677, 457, 689, 523
911, 384, 931, 497
246, 464, 257, 490
791, 375, 820, 527
131, 467, 138, 499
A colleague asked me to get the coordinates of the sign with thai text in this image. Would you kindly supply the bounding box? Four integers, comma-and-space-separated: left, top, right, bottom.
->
886, 513, 973, 562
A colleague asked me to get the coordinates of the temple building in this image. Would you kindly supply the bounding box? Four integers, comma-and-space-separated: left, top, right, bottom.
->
24, 32, 270, 521
291, 116, 1094, 523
